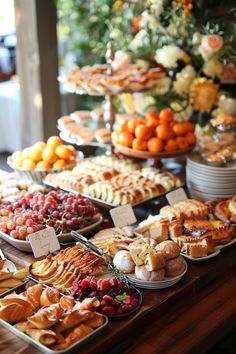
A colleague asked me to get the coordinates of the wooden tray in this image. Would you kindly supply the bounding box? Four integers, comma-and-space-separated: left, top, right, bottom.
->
113, 142, 195, 160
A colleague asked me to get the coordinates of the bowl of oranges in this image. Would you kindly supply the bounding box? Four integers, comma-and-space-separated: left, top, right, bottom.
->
7, 136, 77, 183
112, 109, 196, 159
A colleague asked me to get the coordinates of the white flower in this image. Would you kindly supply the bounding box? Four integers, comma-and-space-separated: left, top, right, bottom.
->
110, 29, 122, 39
170, 102, 193, 121
129, 30, 148, 51
150, 0, 163, 17
154, 76, 171, 95
155, 45, 185, 68
140, 11, 160, 31
173, 65, 196, 96
192, 32, 202, 46
212, 93, 236, 116
133, 93, 156, 115
203, 59, 222, 78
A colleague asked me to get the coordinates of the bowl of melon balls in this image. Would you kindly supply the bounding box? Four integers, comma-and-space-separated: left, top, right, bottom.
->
7, 136, 77, 182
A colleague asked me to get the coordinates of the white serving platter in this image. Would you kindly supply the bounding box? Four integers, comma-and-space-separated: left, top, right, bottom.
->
181, 249, 221, 262
126, 263, 187, 289
216, 237, 236, 250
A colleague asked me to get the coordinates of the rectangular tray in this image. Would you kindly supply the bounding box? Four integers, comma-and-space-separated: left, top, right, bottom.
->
44, 181, 184, 210
0, 277, 29, 298
0, 281, 108, 354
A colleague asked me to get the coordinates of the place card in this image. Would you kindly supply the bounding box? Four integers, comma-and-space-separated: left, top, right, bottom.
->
110, 204, 137, 228
166, 187, 188, 206
28, 227, 60, 258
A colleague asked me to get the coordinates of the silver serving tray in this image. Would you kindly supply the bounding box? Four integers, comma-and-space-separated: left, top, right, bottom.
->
43, 180, 185, 210
0, 281, 108, 354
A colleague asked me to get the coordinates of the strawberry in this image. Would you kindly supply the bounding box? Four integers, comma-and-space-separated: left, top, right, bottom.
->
124, 295, 132, 305
116, 307, 123, 315
100, 300, 108, 307
111, 299, 120, 307
89, 281, 97, 291
103, 295, 113, 303
101, 306, 116, 316
109, 278, 118, 288
122, 304, 133, 313
80, 279, 90, 289
98, 279, 111, 292
131, 297, 139, 308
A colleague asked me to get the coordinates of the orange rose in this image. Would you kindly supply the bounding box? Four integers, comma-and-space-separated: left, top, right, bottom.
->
199, 35, 223, 60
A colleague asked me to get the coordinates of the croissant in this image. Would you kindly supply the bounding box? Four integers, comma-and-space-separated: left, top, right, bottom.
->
84, 313, 104, 328
15, 320, 35, 332
28, 303, 63, 329
0, 278, 22, 288
25, 284, 43, 309
40, 287, 60, 307
0, 295, 34, 310
73, 297, 100, 311
54, 309, 93, 333
13, 268, 29, 280
51, 324, 93, 350
0, 302, 34, 323
26, 329, 58, 346
59, 295, 75, 311
0, 270, 13, 281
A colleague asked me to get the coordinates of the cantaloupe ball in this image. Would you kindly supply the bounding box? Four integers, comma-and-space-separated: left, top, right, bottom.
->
34, 141, 46, 151
42, 147, 58, 164
53, 159, 67, 168
22, 159, 36, 169
11, 151, 23, 167
22, 148, 31, 159
36, 161, 52, 170
47, 136, 63, 149
28, 147, 42, 162
55, 145, 73, 160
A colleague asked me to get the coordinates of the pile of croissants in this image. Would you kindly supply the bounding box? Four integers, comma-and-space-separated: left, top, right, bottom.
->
0, 283, 105, 350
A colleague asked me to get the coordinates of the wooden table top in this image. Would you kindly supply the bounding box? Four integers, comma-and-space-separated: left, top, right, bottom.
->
0, 238, 235, 354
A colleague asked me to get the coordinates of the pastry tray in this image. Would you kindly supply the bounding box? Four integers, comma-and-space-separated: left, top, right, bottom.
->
0, 277, 29, 298
0, 280, 108, 354
43, 181, 185, 210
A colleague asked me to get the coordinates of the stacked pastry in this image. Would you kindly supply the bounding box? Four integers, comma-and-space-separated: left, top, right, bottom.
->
0, 283, 104, 350
0, 261, 29, 295
213, 196, 236, 223
113, 240, 186, 281
30, 245, 105, 291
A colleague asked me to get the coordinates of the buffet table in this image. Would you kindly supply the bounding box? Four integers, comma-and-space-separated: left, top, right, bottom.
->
0, 237, 235, 354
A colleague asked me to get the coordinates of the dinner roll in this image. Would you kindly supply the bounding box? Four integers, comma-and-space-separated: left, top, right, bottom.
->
135, 265, 165, 281
155, 240, 180, 259
165, 255, 186, 277
113, 250, 135, 273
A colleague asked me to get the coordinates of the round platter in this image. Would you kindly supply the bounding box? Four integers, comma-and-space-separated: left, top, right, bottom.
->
126, 263, 187, 289
113, 142, 195, 160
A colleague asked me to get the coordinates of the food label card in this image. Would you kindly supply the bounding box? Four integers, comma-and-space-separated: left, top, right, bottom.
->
110, 204, 137, 228
29, 227, 60, 258
166, 187, 188, 206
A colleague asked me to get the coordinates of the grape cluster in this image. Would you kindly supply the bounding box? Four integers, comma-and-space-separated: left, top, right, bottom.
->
73, 276, 140, 316
0, 190, 99, 240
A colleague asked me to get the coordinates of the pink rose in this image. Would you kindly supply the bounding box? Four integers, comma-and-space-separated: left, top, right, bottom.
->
112, 51, 131, 72
199, 35, 223, 60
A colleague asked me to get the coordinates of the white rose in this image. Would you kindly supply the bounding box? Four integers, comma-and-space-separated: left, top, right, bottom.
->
150, 0, 163, 17
173, 65, 196, 96
203, 59, 222, 78
155, 45, 185, 68
133, 93, 156, 115
129, 30, 148, 51
214, 94, 236, 115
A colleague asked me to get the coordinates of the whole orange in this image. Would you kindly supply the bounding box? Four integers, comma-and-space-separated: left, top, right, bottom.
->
118, 131, 134, 147
164, 139, 179, 152
132, 138, 147, 151
135, 124, 153, 140
127, 119, 143, 134
116, 120, 129, 133
185, 132, 197, 145
183, 121, 195, 133
147, 137, 164, 153
146, 117, 159, 128
173, 123, 187, 136
159, 109, 174, 123
176, 136, 189, 150
156, 124, 173, 140
146, 112, 159, 121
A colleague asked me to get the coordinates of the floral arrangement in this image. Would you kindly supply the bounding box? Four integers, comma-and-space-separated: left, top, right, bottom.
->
57, 0, 236, 123
115, 0, 236, 122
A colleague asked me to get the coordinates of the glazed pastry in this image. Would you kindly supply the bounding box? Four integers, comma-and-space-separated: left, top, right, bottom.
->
26, 329, 58, 346
51, 324, 93, 350
40, 287, 60, 307
0, 278, 22, 288
54, 309, 92, 332
0, 270, 13, 281
0, 302, 34, 323
15, 320, 35, 333
160, 200, 209, 221
165, 256, 186, 277
28, 303, 63, 329
155, 240, 181, 260
12, 268, 29, 279
83, 313, 104, 328
74, 297, 100, 312
113, 250, 135, 273
59, 295, 75, 311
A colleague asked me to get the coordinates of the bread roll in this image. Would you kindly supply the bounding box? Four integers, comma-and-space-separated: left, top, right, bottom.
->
0, 302, 34, 323
0, 270, 13, 281
134, 265, 165, 281
28, 303, 63, 329
155, 240, 180, 259
59, 295, 75, 311
165, 256, 186, 277
15, 320, 34, 333
144, 251, 166, 271
26, 329, 58, 346
54, 309, 92, 332
113, 250, 135, 273
84, 313, 104, 328
13, 268, 29, 280
0, 278, 22, 288
40, 287, 60, 307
